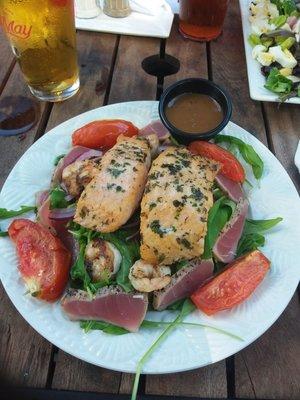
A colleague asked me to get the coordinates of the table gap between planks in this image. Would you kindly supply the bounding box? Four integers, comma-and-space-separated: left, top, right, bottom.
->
0, 1, 299, 398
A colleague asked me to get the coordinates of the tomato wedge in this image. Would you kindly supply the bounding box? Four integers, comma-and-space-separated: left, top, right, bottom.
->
191, 250, 270, 315
188, 141, 245, 183
72, 119, 139, 150
8, 219, 71, 302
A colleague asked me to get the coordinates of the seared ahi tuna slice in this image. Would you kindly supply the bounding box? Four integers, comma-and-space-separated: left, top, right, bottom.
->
61, 286, 148, 332
213, 199, 249, 263
215, 174, 244, 203
153, 259, 214, 311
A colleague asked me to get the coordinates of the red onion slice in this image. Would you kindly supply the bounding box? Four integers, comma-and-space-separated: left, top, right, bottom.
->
51, 146, 93, 187
76, 149, 102, 162
35, 190, 49, 208
139, 120, 170, 142
49, 206, 76, 220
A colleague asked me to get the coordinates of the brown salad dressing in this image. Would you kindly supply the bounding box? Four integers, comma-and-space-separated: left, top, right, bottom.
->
165, 92, 223, 134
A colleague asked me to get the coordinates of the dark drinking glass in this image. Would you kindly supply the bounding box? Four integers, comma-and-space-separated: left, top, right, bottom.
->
179, 0, 229, 42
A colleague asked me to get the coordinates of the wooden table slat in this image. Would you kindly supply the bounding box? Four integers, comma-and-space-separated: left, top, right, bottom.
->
0, 30, 15, 93
263, 103, 300, 192
0, 63, 52, 388
108, 35, 160, 104
210, 0, 267, 145
0, 4, 299, 397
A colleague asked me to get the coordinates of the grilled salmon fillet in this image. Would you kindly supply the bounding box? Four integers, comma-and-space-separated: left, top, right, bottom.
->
75, 135, 154, 232
140, 147, 220, 265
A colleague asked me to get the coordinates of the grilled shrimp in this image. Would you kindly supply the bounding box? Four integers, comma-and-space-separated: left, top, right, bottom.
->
62, 159, 100, 198
129, 259, 171, 292
144, 133, 159, 158
85, 238, 121, 282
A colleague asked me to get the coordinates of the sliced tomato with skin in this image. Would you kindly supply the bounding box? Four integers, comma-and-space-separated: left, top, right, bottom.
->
191, 250, 270, 315
188, 141, 245, 183
8, 219, 71, 302
72, 119, 139, 150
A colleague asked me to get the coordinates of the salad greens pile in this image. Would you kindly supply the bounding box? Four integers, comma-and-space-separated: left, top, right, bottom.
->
248, 0, 300, 101
69, 222, 139, 294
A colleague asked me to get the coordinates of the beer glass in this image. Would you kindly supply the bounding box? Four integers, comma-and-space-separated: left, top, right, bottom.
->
179, 0, 229, 42
0, 0, 79, 102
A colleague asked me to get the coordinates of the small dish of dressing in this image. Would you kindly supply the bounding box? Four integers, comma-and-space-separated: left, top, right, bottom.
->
159, 78, 232, 144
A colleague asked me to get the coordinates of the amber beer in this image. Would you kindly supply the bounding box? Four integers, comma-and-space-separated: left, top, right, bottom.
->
179, 0, 229, 42
0, 0, 79, 101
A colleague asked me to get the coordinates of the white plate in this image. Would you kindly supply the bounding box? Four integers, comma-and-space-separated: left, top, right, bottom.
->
0, 101, 300, 374
239, 0, 300, 104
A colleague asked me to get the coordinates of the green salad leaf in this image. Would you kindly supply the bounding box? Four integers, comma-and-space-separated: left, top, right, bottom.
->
0, 205, 36, 220
140, 320, 243, 341
244, 217, 283, 235
203, 196, 236, 259
265, 67, 293, 94
131, 299, 195, 400
70, 243, 92, 292
237, 217, 282, 256
0, 229, 8, 237
49, 186, 70, 209
214, 135, 264, 179
98, 230, 139, 292
271, 0, 297, 15
53, 154, 65, 166
80, 320, 129, 335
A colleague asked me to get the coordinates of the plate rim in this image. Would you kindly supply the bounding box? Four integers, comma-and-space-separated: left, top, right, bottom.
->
0, 100, 300, 374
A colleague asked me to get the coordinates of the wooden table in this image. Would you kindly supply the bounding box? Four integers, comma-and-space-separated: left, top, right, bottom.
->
0, 1, 299, 398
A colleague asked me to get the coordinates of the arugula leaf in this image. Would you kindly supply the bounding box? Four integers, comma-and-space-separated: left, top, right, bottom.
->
166, 298, 186, 311
54, 154, 65, 166
70, 243, 92, 291
80, 320, 129, 335
174, 259, 189, 272
214, 135, 264, 179
203, 196, 235, 259
141, 320, 243, 341
49, 187, 69, 209
0, 205, 36, 220
237, 218, 282, 256
98, 231, 138, 292
244, 218, 283, 235
0, 230, 8, 237
131, 299, 195, 400
237, 233, 265, 257
265, 67, 293, 94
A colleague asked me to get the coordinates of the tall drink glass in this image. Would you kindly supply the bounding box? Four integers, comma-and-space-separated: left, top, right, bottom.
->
179, 0, 229, 42
0, 0, 79, 102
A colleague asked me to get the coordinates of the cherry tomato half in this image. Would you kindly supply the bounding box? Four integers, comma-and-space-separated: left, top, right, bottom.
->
191, 250, 270, 315
188, 141, 245, 183
72, 119, 139, 150
8, 219, 71, 302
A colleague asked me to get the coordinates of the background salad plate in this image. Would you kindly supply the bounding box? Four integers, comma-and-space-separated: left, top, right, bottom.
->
239, 0, 300, 104
0, 101, 299, 374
